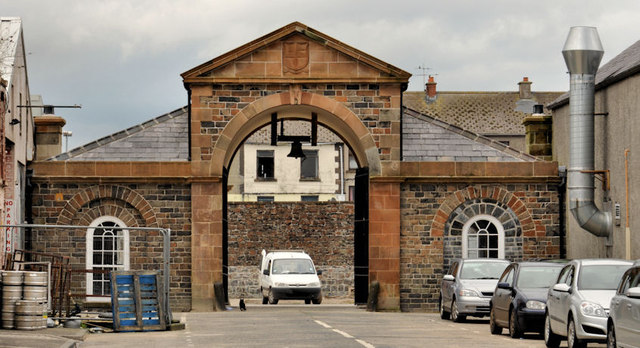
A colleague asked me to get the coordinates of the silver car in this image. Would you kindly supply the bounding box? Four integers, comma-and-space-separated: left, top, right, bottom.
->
544, 259, 633, 348
607, 262, 640, 348
439, 258, 509, 322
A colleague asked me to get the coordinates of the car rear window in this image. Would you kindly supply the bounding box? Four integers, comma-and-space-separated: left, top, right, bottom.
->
272, 259, 315, 274
459, 261, 508, 280
517, 266, 563, 288
578, 265, 631, 290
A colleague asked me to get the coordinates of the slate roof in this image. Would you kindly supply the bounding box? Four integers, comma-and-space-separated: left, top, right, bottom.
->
52, 106, 536, 163
50, 107, 188, 161
402, 107, 537, 162
404, 90, 562, 135
549, 39, 640, 109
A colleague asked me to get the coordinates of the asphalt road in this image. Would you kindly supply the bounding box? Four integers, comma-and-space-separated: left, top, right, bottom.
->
79, 303, 606, 348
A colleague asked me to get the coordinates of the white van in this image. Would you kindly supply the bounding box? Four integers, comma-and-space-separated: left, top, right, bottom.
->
259, 250, 323, 304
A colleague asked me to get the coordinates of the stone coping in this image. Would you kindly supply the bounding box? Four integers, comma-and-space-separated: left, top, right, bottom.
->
30, 160, 559, 182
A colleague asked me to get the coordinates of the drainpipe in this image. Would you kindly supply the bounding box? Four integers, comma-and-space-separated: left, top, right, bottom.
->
562, 26, 611, 237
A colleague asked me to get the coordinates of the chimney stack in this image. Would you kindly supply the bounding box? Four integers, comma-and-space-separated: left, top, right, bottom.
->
34, 112, 66, 160
518, 77, 532, 99
425, 75, 437, 102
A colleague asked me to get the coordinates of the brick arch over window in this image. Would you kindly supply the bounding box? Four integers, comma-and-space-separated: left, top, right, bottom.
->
431, 186, 535, 264
57, 185, 157, 227
210, 91, 380, 176
75, 204, 141, 229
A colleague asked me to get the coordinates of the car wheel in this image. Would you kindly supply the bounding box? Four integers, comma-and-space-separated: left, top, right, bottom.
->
305, 299, 311, 304
451, 299, 466, 323
509, 307, 523, 338
489, 305, 502, 335
544, 312, 561, 348
567, 318, 586, 348
268, 289, 278, 305
439, 296, 450, 320
607, 322, 616, 348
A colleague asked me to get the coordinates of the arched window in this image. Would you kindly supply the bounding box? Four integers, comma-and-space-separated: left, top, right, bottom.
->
86, 216, 130, 299
462, 214, 505, 259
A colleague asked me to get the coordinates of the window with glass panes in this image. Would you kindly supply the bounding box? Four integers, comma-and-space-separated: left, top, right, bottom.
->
86, 217, 129, 298
462, 215, 504, 259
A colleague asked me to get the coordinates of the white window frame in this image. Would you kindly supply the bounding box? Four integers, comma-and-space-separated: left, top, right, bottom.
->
462, 214, 505, 259
86, 216, 130, 302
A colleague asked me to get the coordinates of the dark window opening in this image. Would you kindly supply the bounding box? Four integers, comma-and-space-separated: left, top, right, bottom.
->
300, 150, 318, 179
257, 196, 274, 202
257, 150, 274, 179
301, 195, 319, 202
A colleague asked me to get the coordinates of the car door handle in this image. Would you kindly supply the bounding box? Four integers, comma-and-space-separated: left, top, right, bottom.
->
628, 304, 633, 310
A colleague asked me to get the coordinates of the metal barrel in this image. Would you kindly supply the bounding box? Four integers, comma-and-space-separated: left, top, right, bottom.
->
15, 300, 47, 330
2, 311, 15, 329
1, 271, 24, 286
23, 272, 47, 287
2, 283, 23, 329
22, 286, 47, 301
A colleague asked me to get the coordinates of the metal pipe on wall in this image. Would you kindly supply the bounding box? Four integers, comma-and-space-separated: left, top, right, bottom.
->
625, 149, 631, 259
562, 26, 611, 237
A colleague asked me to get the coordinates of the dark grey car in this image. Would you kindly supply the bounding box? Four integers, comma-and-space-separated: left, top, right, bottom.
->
440, 258, 510, 322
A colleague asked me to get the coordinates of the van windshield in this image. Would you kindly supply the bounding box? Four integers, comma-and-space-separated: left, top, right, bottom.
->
272, 259, 315, 275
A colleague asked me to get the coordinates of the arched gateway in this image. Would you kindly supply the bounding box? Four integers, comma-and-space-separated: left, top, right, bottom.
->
182, 22, 410, 310
29, 21, 561, 314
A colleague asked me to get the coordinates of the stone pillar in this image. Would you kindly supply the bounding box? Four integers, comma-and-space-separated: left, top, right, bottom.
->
523, 112, 553, 160
34, 115, 66, 160
368, 181, 400, 310
191, 181, 223, 311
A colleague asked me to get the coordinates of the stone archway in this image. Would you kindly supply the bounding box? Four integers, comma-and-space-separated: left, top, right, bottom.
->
184, 22, 410, 311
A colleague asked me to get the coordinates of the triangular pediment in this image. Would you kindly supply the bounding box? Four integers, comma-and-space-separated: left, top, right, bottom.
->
182, 22, 410, 84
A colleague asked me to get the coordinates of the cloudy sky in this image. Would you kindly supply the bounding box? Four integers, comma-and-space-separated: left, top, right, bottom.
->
3, 0, 640, 149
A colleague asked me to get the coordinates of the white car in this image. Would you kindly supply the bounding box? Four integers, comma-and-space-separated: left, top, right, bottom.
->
259, 250, 323, 304
607, 262, 640, 348
544, 259, 633, 348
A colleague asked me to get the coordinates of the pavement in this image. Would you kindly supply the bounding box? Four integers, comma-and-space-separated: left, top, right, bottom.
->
0, 327, 86, 348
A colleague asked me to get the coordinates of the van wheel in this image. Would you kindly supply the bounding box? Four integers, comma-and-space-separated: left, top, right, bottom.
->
261, 287, 268, 304
268, 290, 278, 304
312, 294, 322, 304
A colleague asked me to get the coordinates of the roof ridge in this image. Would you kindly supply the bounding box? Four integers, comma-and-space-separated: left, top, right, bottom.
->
402, 106, 539, 162
49, 106, 187, 161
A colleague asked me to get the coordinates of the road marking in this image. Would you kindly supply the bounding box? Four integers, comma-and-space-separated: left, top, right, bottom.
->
356, 339, 376, 348
333, 329, 354, 338
313, 320, 375, 348
314, 320, 332, 329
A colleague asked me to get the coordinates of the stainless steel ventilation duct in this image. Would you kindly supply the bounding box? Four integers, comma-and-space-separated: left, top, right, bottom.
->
562, 26, 610, 237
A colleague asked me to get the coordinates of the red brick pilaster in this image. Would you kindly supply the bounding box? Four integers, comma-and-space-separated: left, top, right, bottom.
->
369, 181, 400, 310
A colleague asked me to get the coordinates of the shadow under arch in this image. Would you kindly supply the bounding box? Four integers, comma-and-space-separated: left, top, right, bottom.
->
209, 91, 381, 177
